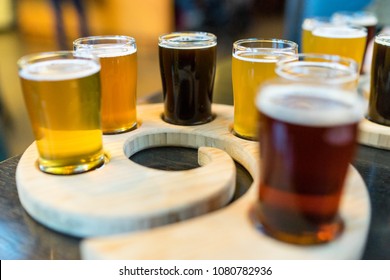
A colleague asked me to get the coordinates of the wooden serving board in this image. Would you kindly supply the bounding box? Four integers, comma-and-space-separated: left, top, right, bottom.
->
16, 104, 370, 259
359, 118, 390, 150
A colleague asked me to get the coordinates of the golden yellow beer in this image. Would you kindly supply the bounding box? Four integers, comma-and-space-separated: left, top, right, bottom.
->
301, 17, 330, 53
74, 36, 137, 134
310, 25, 367, 71
232, 39, 297, 140
18, 52, 104, 175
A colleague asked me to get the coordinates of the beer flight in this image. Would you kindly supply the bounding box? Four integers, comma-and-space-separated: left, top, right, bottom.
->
16, 9, 390, 246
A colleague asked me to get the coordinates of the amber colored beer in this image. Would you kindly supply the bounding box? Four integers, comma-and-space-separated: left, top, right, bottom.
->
18, 52, 104, 175
232, 39, 297, 140
368, 35, 390, 126
74, 36, 137, 134
311, 25, 367, 71
159, 32, 217, 125
255, 83, 365, 244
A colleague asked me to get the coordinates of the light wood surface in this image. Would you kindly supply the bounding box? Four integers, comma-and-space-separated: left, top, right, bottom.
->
15, 103, 370, 259
358, 118, 390, 150
77, 104, 370, 260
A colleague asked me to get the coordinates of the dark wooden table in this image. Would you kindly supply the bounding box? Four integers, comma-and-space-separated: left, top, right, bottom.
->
0, 145, 389, 260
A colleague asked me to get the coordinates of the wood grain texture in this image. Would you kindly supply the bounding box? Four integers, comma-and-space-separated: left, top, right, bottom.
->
15, 104, 254, 238
78, 104, 370, 260
358, 118, 390, 150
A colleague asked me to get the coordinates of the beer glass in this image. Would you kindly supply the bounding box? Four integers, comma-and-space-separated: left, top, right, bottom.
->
18, 51, 105, 175
301, 17, 331, 53
159, 32, 217, 125
232, 38, 297, 140
276, 53, 359, 90
74, 35, 137, 134
331, 11, 378, 74
310, 25, 367, 72
367, 34, 390, 126
255, 81, 365, 244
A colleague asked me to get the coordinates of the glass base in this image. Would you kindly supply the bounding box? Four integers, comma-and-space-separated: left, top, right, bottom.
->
103, 122, 138, 135
230, 126, 258, 141
37, 153, 107, 175
250, 203, 344, 245
161, 114, 215, 126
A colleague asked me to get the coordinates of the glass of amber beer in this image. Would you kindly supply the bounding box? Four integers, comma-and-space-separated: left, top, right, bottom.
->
310, 25, 367, 72
367, 34, 390, 126
276, 53, 359, 90
159, 32, 217, 125
18, 51, 105, 175
255, 81, 365, 244
232, 38, 297, 140
74, 35, 137, 134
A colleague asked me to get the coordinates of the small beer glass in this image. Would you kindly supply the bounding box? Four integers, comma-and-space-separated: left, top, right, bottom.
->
367, 34, 390, 126
255, 81, 366, 244
18, 51, 105, 175
310, 25, 367, 72
159, 31, 217, 125
232, 38, 297, 140
301, 17, 331, 53
74, 35, 138, 134
276, 53, 359, 90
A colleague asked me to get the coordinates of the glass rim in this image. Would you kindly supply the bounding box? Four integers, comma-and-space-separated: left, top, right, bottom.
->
17, 50, 99, 70
73, 35, 136, 45
275, 53, 359, 84
158, 31, 217, 48
233, 38, 298, 52
375, 33, 390, 45
312, 24, 367, 38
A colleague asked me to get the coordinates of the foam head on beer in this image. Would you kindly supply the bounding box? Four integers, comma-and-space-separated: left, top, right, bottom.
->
256, 83, 365, 127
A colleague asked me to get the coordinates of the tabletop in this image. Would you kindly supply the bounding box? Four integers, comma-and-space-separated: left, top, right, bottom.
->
0, 144, 389, 260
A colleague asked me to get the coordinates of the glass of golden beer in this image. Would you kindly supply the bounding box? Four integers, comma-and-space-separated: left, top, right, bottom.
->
310, 25, 367, 72
18, 51, 105, 175
232, 38, 297, 140
276, 53, 359, 90
74, 35, 137, 134
368, 34, 390, 126
301, 17, 331, 53
255, 81, 365, 244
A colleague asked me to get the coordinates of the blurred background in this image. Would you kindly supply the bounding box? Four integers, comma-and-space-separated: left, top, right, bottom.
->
0, 0, 381, 161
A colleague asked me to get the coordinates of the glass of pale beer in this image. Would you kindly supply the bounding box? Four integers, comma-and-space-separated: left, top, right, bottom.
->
276, 53, 359, 90
301, 17, 331, 53
74, 35, 137, 134
159, 31, 217, 125
18, 51, 105, 175
368, 34, 390, 126
255, 81, 365, 244
310, 25, 367, 72
232, 38, 297, 140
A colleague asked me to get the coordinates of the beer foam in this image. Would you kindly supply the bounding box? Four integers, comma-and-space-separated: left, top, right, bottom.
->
256, 84, 365, 126
159, 34, 217, 49
19, 59, 100, 81
233, 51, 296, 63
375, 35, 390, 46
78, 44, 137, 58
313, 26, 367, 38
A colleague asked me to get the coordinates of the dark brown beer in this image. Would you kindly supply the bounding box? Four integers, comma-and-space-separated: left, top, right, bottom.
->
159, 32, 216, 125
368, 35, 390, 126
256, 84, 364, 244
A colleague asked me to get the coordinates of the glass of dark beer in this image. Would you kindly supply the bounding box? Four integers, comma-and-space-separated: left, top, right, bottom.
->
159, 32, 217, 125
368, 34, 390, 126
255, 81, 365, 244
